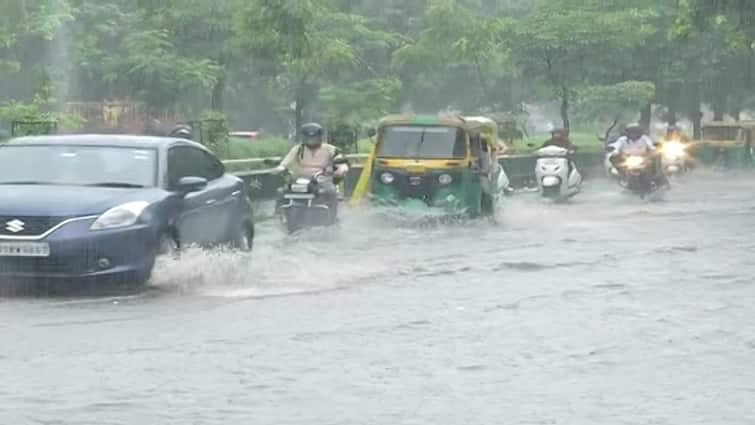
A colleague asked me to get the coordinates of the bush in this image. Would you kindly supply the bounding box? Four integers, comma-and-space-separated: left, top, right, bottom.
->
226, 136, 292, 159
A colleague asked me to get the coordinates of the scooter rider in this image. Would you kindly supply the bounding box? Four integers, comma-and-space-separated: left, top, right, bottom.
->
168, 123, 193, 139
664, 124, 690, 144
541, 128, 577, 173
273, 123, 349, 214
610, 123, 670, 188
541, 128, 574, 150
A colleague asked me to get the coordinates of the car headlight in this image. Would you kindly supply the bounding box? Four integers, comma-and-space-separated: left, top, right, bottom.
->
438, 174, 453, 185
91, 201, 150, 230
380, 172, 395, 184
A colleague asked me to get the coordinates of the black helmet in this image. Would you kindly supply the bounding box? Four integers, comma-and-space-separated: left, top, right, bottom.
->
551, 127, 567, 137
626, 123, 643, 138
169, 124, 193, 139
300, 122, 323, 147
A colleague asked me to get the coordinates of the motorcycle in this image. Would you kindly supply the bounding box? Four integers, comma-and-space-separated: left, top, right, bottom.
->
614, 154, 660, 198
270, 155, 349, 234
659, 139, 689, 176
534, 146, 582, 201
276, 170, 338, 234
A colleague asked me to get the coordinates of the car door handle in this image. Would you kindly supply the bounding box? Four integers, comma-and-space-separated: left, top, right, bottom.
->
231, 190, 241, 197
205, 199, 217, 205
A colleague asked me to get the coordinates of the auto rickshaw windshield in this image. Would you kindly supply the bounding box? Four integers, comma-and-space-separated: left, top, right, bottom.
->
703, 126, 740, 141
377, 126, 466, 159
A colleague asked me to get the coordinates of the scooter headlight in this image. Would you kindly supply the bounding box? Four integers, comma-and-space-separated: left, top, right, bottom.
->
380, 172, 395, 184
438, 173, 453, 185
663, 142, 685, 159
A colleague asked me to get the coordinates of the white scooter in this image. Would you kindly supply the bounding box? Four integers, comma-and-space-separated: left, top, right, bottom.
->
659, 140, 689, 176
534, 146, 582, 201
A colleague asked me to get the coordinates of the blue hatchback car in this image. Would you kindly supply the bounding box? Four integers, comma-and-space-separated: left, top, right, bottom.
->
0, 135, 254, 287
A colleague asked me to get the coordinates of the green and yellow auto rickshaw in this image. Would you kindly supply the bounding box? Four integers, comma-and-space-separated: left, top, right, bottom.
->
694, 121, 754, 168
351, 114, 507, 218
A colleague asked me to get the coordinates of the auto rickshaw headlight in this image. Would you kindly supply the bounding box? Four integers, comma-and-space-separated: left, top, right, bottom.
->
380, 172, 395, 184
438, 173, 453, 185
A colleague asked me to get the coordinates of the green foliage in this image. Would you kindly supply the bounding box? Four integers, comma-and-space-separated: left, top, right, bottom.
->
226, 136, 291, 159
2, 0, 755, 148
318, 78, 401, 125
0, 97, 83, 134
195, 110, 230, 155
576, 81, 656, 124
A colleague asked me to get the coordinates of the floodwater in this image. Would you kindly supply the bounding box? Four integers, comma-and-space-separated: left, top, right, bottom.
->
2, 172, 755, 424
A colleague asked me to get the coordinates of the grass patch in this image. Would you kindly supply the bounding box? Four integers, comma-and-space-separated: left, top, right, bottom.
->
225, 136, 292, 159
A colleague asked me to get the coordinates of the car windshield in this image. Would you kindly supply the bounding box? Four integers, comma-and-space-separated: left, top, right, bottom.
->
377, 126, 467, 159
0, 145, 157, 187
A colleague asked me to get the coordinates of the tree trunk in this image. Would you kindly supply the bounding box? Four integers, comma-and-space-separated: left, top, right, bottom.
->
211, 75, 225, 112
473, 55, 488, 109
294, 83, 306, 143
688, 83, 702, 139
667, 105, 677, 125
559, 86, 570, 131
640, 102, 652, 131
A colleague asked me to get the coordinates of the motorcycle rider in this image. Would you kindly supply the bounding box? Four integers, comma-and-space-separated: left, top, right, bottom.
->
274, 123, 349, 217
606, 123, 627, 147
610, 123, 670, 189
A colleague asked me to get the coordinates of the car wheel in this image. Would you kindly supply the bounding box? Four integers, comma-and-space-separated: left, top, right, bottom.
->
232, 221, 254, 252
148, 233, 179, 280
158, 233, 179, 257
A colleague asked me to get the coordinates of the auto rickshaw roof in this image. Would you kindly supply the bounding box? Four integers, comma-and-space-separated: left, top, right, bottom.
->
462, 116, 498, 136
378, 114, 467, 128
702, 121, 755, 129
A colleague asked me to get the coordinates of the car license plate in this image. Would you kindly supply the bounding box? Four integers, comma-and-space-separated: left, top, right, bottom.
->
0, 242, 50, 257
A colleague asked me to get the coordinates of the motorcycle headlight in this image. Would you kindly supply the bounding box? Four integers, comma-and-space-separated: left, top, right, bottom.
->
380, 172, 395, 184
625, 156, 645, 169
91, 201, 149, 230
438, 173, 453, 185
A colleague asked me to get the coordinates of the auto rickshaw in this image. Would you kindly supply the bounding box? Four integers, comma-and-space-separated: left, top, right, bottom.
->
694, 121, 754, 168
350, 114, 508, 218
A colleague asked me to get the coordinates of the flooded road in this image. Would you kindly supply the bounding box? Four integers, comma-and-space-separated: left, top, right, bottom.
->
2, 172, 755, 424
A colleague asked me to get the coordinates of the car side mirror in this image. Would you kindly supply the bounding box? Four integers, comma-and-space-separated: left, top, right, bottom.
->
175, 176, 208, 194
366, 127, 377, 139
605, 145, 615, 153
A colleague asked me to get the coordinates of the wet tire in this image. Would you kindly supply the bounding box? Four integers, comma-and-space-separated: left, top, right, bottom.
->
145, 233, 179, 284
232, 221, 254, 252
542, 186, 560, 199
284, 207, 304, 234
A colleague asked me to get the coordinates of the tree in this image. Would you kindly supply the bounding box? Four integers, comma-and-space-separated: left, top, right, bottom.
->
392, 0, 514, 112
509, 0, 656, 130
233, 0, 395, 138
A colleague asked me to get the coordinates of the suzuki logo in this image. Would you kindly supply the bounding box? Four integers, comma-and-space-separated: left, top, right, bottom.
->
5, 219, 25, 233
